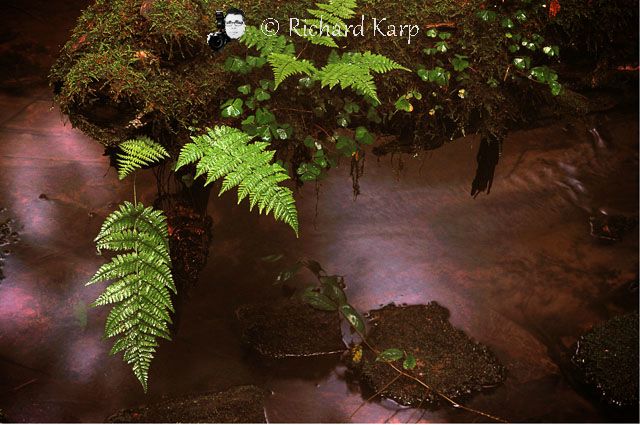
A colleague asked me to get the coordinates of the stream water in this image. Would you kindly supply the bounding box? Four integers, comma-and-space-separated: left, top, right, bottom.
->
0, 1, 638, 421
0, 94, 637, 422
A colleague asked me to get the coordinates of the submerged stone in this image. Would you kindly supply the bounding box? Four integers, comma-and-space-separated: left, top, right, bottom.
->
106, 385, 266, 423
589, 213, 638, 242
572, 313, 639, 408
358, 302, 505, 406
236, 298, 345, 358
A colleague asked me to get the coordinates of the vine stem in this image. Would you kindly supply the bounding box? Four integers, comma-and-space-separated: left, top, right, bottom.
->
340, 311, 507, 423
349, 374, 402, 420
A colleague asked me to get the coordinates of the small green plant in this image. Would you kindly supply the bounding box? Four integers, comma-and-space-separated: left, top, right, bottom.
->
175, 126, 299, 236
87, 138, 175, 392
274, 257, 506, 422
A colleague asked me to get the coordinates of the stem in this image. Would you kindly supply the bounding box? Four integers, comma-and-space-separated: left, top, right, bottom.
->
133, 173, 137, 206
349, 374, 402, 420
339, 310, 507, 423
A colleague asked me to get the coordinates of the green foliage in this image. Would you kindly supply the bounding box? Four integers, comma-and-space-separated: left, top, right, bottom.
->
376, 348, 418, 370
117, 137, 169, 180
314, 52, 409, 103
87, 201, 175, 392
299, 0, 358, 47
376, 348, 404, 362
240, 25, 295, 56
268, 54, 318, 88
175, 126, 299, 236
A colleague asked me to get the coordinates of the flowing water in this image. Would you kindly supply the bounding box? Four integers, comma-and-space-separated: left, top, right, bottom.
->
0, 1, 638, 422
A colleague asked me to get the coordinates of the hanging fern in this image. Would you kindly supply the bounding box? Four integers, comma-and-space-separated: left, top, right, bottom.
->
87, 201, 175, 392
175, 126, 299, 236
117, 136, 169, 180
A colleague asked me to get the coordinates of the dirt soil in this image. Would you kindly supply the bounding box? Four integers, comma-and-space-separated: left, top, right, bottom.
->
236, 297, 345, 358
106, 385, 266, 423
358, 303, 506, 406
572, 313, 639, 408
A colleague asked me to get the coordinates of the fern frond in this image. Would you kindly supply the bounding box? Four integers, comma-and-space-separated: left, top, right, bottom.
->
316, 62, 379, 102
240, 25, 295, 56
316, 0, 358, 19
343, 51, 410, 73
175, 126, 299, 236
87, 201, 175, 392
117, 136, 169, 180
268, 53, 318, 88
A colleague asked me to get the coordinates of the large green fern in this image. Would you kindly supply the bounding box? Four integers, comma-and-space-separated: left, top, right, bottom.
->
175, 126, 299, 236
117, 136, 169, 180
88, 135, 175, 392
87, 201, 175, 392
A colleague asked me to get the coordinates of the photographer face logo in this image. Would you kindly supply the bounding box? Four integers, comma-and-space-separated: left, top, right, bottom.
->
207, 7, 246, 52
224, 10, 246, 39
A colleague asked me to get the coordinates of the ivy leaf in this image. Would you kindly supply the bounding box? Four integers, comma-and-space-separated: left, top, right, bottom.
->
376, 348, 404, 362
319, 275, 347, 305
501, 18, 514, 28
237, 84, 251, 95
302, 288, 338, 311
549, 80, 562, 96
220, 98, 243, 118
451, 55, 469, 72
275, 261, 303, 283
513, 56, 531, 70
255, 107, 276, 125
340, 304, 365, 333
255, 88, 271, 101
477, 10, 497, 21
395, 97, 413, 112
514, 10, 527, 22
426, 29, 438, 37
438, 32, 451, 40
355, 126, 374, 144
403, 353, 417, 370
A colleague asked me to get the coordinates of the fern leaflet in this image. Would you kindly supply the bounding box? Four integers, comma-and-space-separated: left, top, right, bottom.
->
175, 126, 299, 236
268, 53, 318, 88
240, 25, 295, 56
117, 136, 169, 180
87, 201, 175, 392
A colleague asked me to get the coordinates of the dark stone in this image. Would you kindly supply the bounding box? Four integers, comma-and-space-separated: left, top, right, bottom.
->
106, 385, 267, 423
572, 313, 639, 408
589, 213, 638, 242
236, 298, 345, 358
358, 303, 506, 407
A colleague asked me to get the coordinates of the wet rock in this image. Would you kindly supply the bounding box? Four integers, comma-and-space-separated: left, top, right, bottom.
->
589, 213, 638, 242
106, 385, 266, 423
572, 313, 639, 408
236, 298, 345, 358
358, 303, 506, 406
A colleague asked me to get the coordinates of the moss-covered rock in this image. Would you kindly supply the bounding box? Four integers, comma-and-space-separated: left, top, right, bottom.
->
356, 303, 505, 407
106, 385, 267, 422
236, 298, 345, 358
572, 313, 639, 408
